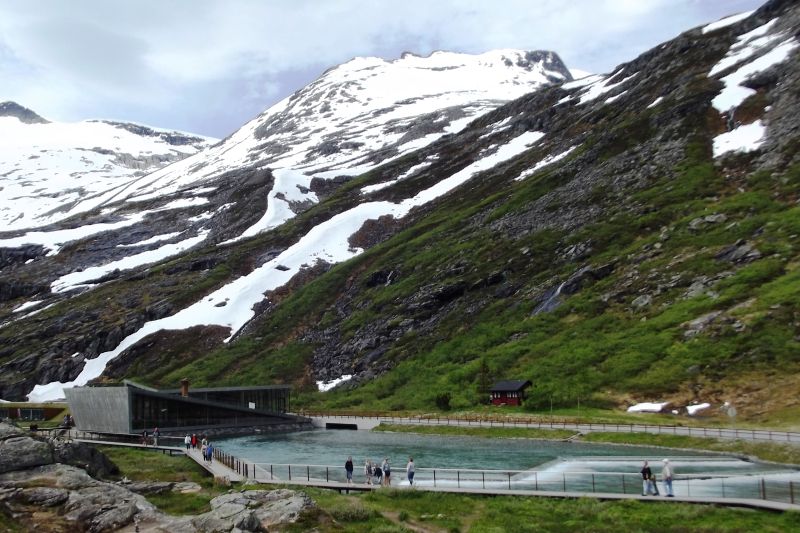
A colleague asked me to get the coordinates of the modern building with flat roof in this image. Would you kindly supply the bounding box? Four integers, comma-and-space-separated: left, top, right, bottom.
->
65, 380, 305, 435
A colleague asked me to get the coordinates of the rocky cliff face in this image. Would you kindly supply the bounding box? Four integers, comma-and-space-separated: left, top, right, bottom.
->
0, 422, 314, 532
0, 101, 49, 124
1, 1, 799, 417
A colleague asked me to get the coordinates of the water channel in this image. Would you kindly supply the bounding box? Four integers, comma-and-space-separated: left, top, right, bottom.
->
218, 429, 800, 500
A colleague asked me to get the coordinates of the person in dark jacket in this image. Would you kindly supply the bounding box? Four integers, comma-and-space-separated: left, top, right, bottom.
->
345, 456, 354, 484
641, 461, 654, 495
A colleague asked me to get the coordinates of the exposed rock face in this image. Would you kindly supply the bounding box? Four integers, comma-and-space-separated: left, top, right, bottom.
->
187, 489, 314, 532
0, 435, 53, 474
0, 101, 49, 124
0, 422, 117, 478
0, 422, 316, 532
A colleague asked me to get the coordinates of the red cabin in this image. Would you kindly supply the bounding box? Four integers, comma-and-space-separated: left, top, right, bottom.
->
489, 380, 532, 406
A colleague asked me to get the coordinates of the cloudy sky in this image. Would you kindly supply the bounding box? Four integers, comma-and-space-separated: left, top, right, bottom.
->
0, 0, 764, 138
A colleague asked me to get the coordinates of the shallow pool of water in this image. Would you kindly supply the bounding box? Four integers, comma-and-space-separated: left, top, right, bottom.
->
217, 428, 743, 472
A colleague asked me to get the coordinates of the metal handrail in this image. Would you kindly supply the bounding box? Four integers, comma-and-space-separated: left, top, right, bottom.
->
295, 412, 800, 443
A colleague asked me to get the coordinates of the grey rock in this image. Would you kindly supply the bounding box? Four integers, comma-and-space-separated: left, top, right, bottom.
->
53, 440, 120, 479
127, 481, 174, 495
0, 421, 24, 440
172, 481, 203, 493
0, 436, 53, 474
631, 294, 652, 308
715, 240, 762, 263
16, 486, 70, 506
684, 311, 723, 338
685, 280, 708, 299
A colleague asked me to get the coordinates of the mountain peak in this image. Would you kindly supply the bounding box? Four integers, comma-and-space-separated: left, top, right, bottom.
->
0, 101, 49, 124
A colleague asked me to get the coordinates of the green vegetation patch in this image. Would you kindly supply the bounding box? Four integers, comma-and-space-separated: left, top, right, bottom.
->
297, 486, 800, 533
95, 445, 225, 515
375, 423, 576, 440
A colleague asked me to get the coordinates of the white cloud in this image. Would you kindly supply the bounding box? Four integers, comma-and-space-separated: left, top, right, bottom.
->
0, 0, 765, 137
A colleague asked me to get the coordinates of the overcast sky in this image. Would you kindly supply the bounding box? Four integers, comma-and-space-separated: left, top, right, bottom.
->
0, 0, 764, 138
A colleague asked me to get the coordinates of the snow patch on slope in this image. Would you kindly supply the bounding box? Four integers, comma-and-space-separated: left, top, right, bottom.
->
709, 19, 798, 112
515, 144, 577, 181
702, 11, 755, 34
712, 120, 766, 157
0, 213, 150, 255
51, 229, 211, 293
27, 130, 545, 401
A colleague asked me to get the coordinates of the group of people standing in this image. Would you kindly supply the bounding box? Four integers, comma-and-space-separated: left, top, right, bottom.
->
640, 459, 675, 497
141, 427, 160, 446
347, 456, 415, 487
184, 433, 214, 463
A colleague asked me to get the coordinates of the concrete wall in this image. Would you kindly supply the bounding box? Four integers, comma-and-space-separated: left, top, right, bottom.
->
309, 416, 381, 430
65, 387, 130, 434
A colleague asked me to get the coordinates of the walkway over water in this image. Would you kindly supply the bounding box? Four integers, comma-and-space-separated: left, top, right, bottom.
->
69, 437, 800, 512
53, 428, 800, 512
302, 413, 800, 443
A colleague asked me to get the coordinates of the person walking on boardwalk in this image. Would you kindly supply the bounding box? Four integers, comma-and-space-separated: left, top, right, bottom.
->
382, 458, 391, 486
365, 459, 373, 485
406, 457, 415, 487
206, 442, 214, 464
152, 427, 160, 446
184, 434, 191, 450
141, 429, 148, 446
641, 461, 654, 495
650, 472, 660, 496
201, 442, 208, 462
191, 433, 197, 449
345, 456, 354, 484
662, 459, 675, 497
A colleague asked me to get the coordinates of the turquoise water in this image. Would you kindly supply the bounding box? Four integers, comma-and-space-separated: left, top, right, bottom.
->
216, 429, 799, 499
217, 428, 741, 472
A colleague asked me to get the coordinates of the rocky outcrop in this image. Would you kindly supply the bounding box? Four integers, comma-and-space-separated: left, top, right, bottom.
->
0, 422, 315, 532
0, 101, 49, 124
0, 422, 118, 478
187, 489, 314, 532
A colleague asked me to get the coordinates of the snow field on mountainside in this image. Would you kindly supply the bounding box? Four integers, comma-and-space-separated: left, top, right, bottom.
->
706, 16, 798, 159
361, 159, 434, 194
27, 129, 545, 401
0, 212, 150, 255
709, 18, 798, 113
117, 232, 182, 248
515, 144, 577, 181
51, 229, 211, 293
712, 120, 766, 157
316, 374, 353, 392
702, 10, 755, 34
0, 117, 212, 232
118, 50, 566, 214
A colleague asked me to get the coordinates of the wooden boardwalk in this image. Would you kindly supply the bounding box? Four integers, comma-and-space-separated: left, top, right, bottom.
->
242, 477, 800, 511
75, 438, 246, 482
184, 445, 244, 482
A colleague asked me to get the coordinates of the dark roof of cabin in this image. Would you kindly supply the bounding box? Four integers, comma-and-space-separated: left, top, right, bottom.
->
490, 380, 532, 392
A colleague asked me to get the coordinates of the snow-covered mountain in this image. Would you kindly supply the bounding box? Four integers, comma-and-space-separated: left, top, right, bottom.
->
0, 102, 215, 232
115, 50, 571, 232
3, 0, 800, 412
0, 48, 572, 400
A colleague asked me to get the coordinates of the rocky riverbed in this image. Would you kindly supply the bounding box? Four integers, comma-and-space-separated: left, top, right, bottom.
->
0, 421, 315, 532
